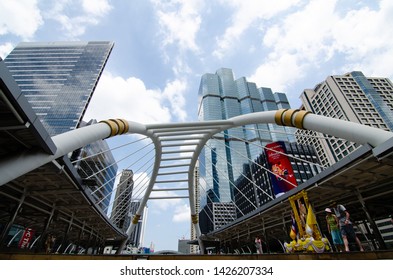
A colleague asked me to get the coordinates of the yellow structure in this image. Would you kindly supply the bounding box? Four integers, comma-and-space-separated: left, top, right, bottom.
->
284, 190, 330, 253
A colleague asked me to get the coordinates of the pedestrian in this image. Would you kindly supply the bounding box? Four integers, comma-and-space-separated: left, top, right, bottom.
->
255, 236, 263, 254
45, 234, 55, 254
325, 208, 344, 252
330, 201, 364, 252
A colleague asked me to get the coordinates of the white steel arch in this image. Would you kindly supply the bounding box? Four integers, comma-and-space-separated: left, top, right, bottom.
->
1, 109, 393, 253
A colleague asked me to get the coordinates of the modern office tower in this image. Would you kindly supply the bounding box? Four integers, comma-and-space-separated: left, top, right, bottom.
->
297, 71, 393, 166
110, 169, 134, 232
198, 68, 294, 206
71, 119, 118, 214
3, 41, 114, 136
234, 141, 321, 217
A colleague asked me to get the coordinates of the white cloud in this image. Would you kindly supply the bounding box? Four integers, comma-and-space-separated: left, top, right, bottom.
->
82, 0, 112, 16
152, 0, 203, 52
213, 0, 301, 59
149, 185, 188, 212
162, 79, 188, 121
330, 0, 393, 77
0, 43, 14, 59
44, 0, 112, 38
249, 53, 306, 93
0, 0, 43, 39
83, 72, 171, 124
250, 0, 393, 96
172, 203, 191, 223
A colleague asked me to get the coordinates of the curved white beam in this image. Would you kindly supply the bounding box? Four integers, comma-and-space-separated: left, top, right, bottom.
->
2, 110, 393, 254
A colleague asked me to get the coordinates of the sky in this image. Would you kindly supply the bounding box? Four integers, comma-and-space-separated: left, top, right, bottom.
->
1, 0, 393, 252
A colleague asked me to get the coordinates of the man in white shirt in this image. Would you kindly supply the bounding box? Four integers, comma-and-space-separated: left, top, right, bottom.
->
330, 201, 364, 252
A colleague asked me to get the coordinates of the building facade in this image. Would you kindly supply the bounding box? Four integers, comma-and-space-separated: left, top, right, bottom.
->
234, 141, 321, 217
197, 68, 298, 234
199, 202, 237, 234
110, 169, 134, 232
198, 68, 295, 206
3, 41, 114, 136
297, 71, 393, 166
178, 238, 191, 254
4, 41, 117, 214
197, 68, 299, 232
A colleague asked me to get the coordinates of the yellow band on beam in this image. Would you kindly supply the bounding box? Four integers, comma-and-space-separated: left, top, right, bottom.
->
293, 110, 311, 129
274, 109, 288, 126
99, 120, 118, 138
282, 109, 299, 127
132, 214, 141, 224
110, 119, 126, 135
118, 119, 129, 134
191, 214, 198, 224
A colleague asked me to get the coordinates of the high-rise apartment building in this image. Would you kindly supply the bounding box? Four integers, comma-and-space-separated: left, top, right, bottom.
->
3, 41, 114, 136
198, 68, 294, 205
297, 71, 393, 166
110, 169, 134, 232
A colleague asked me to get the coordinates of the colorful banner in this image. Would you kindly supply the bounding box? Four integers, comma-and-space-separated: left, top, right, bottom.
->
265, 141, 297, 196
18, 227, 35, 249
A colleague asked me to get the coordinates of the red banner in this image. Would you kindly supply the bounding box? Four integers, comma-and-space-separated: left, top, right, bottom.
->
18, 228, 35, 249
265, 141, 297, 196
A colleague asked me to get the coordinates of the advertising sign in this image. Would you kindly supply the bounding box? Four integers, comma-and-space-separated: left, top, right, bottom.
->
265, 141, 297, 196
18, 227, 35, 249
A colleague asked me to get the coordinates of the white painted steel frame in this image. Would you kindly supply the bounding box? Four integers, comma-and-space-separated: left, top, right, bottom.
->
1, 110, 393, 254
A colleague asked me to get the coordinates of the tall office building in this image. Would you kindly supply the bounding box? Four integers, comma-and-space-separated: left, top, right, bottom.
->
3, 41, 114, 136
198, 68, 294, 205
4, 41, 117, 214
296, 71, 393, 166
110, 169, 134, 232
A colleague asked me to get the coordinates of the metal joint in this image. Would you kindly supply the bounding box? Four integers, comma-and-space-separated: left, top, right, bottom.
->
132, 214, 141, 224
282, 109, 299, 127
293, 110, 311, 129
191, 214, 198, 224
274, 109, 288, 126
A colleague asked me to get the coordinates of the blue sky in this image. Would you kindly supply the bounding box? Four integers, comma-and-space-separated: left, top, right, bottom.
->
1, 0, 393, 252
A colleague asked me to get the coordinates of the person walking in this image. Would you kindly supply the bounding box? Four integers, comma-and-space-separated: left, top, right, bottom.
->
255, 236, 263, 254
325, 208, 344, 252
330, 201, 364, 252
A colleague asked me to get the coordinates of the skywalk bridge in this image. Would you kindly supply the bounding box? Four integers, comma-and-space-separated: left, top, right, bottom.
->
1, 60, 393, 256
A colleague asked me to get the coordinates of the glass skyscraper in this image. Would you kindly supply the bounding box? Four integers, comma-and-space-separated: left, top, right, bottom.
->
3, 41, 114, 136
198, 68, 294, 205
4, 41, 117, 214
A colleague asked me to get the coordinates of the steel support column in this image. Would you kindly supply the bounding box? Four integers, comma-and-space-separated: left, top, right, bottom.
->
0, 191, 26, 248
